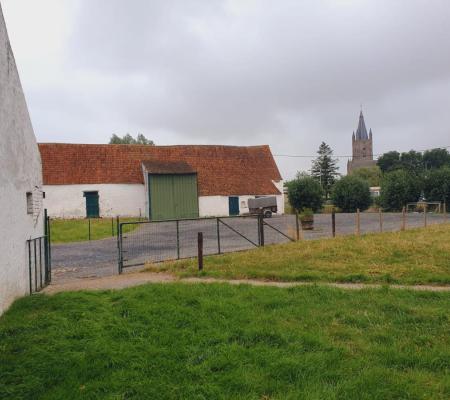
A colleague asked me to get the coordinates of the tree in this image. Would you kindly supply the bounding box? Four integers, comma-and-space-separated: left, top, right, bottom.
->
350, 166, 382, 187
380, 170, 422, 211
311, 142, 339, 198
331, 176, 372, 212
287, 177, 324, 213
423, 167, 450, 205
109, 134, 155, 145
400, 150, 423, 175
377, 151, 401, 173
423, 148, 450, 170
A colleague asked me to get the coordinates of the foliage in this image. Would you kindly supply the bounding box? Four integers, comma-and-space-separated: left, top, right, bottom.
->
109, 133, 155, 145
331, 176, 372, 212
311, 142, 340, 197
350, 166, 382, 186
151, 224, 450, 285
423, 148, 450, 169
380, 170, 422, 211
287, 177, 324, 212
400, 150, 424, 175
377, 151, 401, 173
2, 284, 450, 399
423, 167, 450, 205
299, 207, 313, 220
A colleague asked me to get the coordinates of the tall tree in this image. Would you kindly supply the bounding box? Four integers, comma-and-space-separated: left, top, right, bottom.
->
377, 151, 401, 173
350, 166, 382, 187
109, 133, 155, 145
311, 142, 339, 197
423, 148, 450, 170
400, 150, 424, 175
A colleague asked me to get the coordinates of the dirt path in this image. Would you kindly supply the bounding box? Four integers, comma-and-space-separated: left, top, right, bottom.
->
42, 271, 450, 294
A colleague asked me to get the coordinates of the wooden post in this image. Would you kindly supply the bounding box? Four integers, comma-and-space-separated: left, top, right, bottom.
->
424, 203, 428, 227
295, 212, 300, 241
379, 208, 383, 233
444, 202, 447, 223
401, 207, 406, 231
331, 209, 336, 238
356, 209, 361, 236
198, 232, 203, 271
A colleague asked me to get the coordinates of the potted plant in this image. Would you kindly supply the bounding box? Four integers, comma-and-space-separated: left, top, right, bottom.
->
300, 208, 314, 230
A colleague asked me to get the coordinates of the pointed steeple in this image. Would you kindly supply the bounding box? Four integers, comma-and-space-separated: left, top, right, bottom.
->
355, 110, 368, 140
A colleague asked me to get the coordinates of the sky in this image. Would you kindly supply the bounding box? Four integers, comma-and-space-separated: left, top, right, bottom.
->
2, 0, 450, 179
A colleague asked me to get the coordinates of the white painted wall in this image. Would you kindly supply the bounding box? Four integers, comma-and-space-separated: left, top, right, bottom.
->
43, 184, 146, 218
0, 5, 44, 314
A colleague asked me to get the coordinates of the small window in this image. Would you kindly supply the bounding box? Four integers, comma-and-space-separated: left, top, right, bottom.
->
26, 192, 33, 214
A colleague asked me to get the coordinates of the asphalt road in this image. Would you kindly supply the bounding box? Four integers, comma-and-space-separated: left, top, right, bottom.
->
51, 212, 447, 283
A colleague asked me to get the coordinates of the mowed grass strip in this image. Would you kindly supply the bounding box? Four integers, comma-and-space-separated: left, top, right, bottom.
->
147, 224, 450, 285
51, 218, 140, 244
1, 284, 449, 399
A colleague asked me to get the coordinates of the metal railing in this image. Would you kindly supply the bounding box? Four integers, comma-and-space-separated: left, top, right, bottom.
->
27, 235, 51, 294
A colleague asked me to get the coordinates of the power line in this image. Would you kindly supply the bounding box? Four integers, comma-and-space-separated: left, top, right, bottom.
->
273, 145, 450, 159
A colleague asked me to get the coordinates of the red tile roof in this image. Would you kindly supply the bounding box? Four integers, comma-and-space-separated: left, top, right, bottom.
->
38, 144, 283, 196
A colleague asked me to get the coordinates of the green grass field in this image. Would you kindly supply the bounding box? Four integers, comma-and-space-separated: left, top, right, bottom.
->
147, 224, 450, 285
1, 284, 449, 399
50, 218, 140, 243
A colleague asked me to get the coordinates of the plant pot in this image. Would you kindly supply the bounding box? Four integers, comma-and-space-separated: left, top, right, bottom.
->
300, 216, 314, 230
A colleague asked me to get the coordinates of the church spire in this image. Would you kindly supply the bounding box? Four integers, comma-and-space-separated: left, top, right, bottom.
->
355, 110, 369, 140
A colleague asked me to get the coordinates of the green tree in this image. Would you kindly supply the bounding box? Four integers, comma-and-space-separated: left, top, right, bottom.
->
377, 151, 401, 173
287, 177, 324, 213
311, 142, 339, 198
400, 150, 423, 174
423, 167, 450, 205
380, 170, 422, 211
423, 148, 450, 170
331, 176, 372, 212
350, 166, 382, 187
109, 134, 155, 145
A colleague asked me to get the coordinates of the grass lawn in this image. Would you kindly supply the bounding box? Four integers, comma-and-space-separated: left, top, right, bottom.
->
1, 284, 449, 399
147, 224, 450, 285
51, 218, 140, 244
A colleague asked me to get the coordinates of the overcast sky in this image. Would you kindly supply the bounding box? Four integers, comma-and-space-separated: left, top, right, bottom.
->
2, 0, 450, 178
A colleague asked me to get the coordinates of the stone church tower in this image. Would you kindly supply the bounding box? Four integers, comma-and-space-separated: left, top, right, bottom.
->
347, 111, 377, 174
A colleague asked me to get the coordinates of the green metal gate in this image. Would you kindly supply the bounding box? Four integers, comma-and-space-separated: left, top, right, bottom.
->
149, 174, 199, 220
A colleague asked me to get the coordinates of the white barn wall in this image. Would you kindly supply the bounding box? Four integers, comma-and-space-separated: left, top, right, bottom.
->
44, 184, 146, 218
0, 5, 43, 314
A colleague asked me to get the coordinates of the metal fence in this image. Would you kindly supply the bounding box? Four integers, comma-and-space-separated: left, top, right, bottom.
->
117, 210, 449, 273
27, 236, 51, 294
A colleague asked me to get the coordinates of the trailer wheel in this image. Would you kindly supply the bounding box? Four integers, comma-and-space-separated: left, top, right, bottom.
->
264, 210, 272, 218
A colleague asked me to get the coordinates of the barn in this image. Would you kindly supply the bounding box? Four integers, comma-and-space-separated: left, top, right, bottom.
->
39, 144, 284, 220
0, 4, 44, 313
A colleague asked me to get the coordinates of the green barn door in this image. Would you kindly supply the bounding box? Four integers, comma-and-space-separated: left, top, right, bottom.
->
149, 174, 199, 220
84, 191, 99, 218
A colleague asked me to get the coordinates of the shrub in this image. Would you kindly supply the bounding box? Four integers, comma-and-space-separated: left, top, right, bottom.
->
287, 177, 324, 212
380, 170, 422, 211
331, 176, 371, 212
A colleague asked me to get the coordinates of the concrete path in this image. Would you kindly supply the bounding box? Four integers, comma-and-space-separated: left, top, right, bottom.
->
42, 271, 450, 295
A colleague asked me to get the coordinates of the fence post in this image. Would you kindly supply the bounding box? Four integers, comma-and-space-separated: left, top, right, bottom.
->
258, 215, 265, 246
176, 220, 180, 260
47, 215, 52, 282
216, 218, 221, 254
44, 209, 49, 284
34, 239, 37, 292
295, 212, 300, 241
356, 209, 361, 236
39, 237, 43, 289
88, 218, 91, 241
444, 202, 447, 223
112, 217, 114, 237
379, 209, 383, 233
331, 209, 336, 238
401, 207, 406, 231
424, 203, 428, 227
28, 240, 32, 295
198, 232, 204, 271
117, 217, 122, 274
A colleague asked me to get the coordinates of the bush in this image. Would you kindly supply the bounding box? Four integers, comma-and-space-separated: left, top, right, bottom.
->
331, 176, 372, 212
287, 177, 324, 212
423, 167, 450, 205
380, 170, 422, 211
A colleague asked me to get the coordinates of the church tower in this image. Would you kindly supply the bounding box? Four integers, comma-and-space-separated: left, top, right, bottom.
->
347, 110, 376, 174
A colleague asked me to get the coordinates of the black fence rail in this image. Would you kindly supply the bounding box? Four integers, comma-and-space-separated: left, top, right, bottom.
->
118, 215, 297, 272
27, 236, 51, 294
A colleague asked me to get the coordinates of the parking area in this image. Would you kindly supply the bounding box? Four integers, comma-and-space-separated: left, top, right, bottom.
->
51, 212, 448, 283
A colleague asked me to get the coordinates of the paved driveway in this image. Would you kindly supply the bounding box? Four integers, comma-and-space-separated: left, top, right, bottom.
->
51, 212, 447, 283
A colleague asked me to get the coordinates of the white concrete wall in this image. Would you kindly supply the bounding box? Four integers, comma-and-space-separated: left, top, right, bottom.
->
0, 5, 44, 314
43, 184, 146, 218
199, 191, 285, 217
